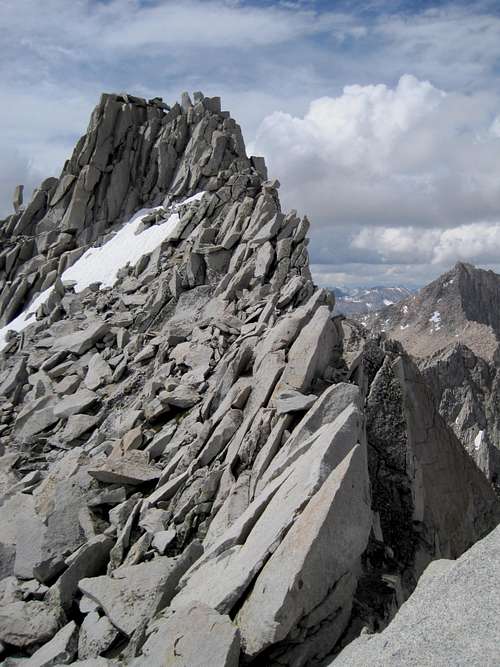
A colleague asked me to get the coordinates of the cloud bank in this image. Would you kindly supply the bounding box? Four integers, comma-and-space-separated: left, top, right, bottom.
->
253, 74, 500, 284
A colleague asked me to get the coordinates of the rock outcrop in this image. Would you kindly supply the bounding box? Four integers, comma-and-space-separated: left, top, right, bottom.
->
333, 522, 500, 667
0, 93, 499, 665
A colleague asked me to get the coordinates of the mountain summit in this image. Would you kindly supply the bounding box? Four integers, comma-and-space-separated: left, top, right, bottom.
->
362, 262, 500, 361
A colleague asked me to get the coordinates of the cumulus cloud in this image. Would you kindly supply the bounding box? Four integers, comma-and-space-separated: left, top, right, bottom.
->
352, 222, 500, 266
253, 74, 500, 229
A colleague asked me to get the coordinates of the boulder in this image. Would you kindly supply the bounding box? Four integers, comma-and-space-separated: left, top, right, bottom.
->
52, 321, 109, 355
280, 305, 337, 392
60, 413, 99, 442
24, 621, 78, 666
0, 600, 60, 648
84, 353, 112, 390
88, 452, 161, 486
237, 444, 372, 661
78, 612, 118, 660
79, 545, 201, 637
133, 602, 239, 667
275, 387, 316, 414
47, 535, 114, 611
172, 403, 364, 615
53, 389, 99, 419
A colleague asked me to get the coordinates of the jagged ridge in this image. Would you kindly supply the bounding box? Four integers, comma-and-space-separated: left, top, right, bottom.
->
0, 93, 498, 666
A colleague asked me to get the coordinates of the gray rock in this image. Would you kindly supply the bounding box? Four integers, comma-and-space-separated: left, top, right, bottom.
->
60, 413, 99, 442
53, 389, 99, 419
15, 402, 59, 443
78, 612, 118, 660
13, 183, 24, 212
172, 403, 363, 614
23, 621, 78, 666
47, 535, 113, 611
275, 387, 316, 414
88, 452, 161, 486
0, 357, 27, 401
52, 321, 109, 356
197, 409, 242, 467
79, 545, 201, 637
333, 524, 500, 667
280, 305, 337, 392
0, 600, 61, 648
161, 384, 200, 409
151, 529, 176, 555
133, 602, 240, 667
258, 382, 362, 492
84, 353, 112, 390
237, 443, 371, 660
0, 493, 38, 579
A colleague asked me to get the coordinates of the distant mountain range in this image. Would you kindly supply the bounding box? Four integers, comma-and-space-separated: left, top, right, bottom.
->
332, 285, 414, 315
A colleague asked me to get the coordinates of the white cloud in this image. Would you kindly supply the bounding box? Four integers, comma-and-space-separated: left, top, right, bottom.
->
253, 74, 500, 231
352, 222, 500, 267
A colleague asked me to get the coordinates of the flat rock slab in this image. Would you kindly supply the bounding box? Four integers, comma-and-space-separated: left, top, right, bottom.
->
79, 554, 195, 637
52, 321, 109, 356
134, 602, 239, 667
54, 389, 99, 419
88, 454, 161, 486
78, 612, 118, 660
275, 387, 316, 414
237, 444, 372, 660
24, 620, 78, 667
48, 535, 114, 611
172, 404, 363, 616
280, 305, 337, 392
60, 413, 100, 442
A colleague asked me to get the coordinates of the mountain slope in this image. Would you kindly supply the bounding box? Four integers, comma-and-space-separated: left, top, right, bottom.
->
361, 262, 500, 361
0, 93, 498, 666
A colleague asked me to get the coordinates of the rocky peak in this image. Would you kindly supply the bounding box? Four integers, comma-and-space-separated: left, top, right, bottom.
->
0, 90, 266, 328
361, 262, 500, 361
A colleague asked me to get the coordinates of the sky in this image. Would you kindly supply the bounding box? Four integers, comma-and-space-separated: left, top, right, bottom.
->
2, 0, 500, 287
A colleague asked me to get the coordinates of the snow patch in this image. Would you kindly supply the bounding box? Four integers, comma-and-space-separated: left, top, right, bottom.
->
474, 430, 484, 451
0, 192, 206, 351
429, 310, 441, 330
383, 299, 394, 306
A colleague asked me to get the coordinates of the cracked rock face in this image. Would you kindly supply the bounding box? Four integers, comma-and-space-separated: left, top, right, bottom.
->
0, 92, 499, 666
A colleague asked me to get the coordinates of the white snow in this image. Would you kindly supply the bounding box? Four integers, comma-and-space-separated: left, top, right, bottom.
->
402, 305, 409, 314
0, 192, 206, 351
429, 310, 441, 330
383, 299, 394, 306
474, 430, 484, 451
400, 324, 409, 330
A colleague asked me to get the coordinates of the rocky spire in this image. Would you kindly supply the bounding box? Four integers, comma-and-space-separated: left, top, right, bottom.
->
0, 91, 259, 327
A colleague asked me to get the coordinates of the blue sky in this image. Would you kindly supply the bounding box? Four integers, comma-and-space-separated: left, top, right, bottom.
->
2, 0, 500, 286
